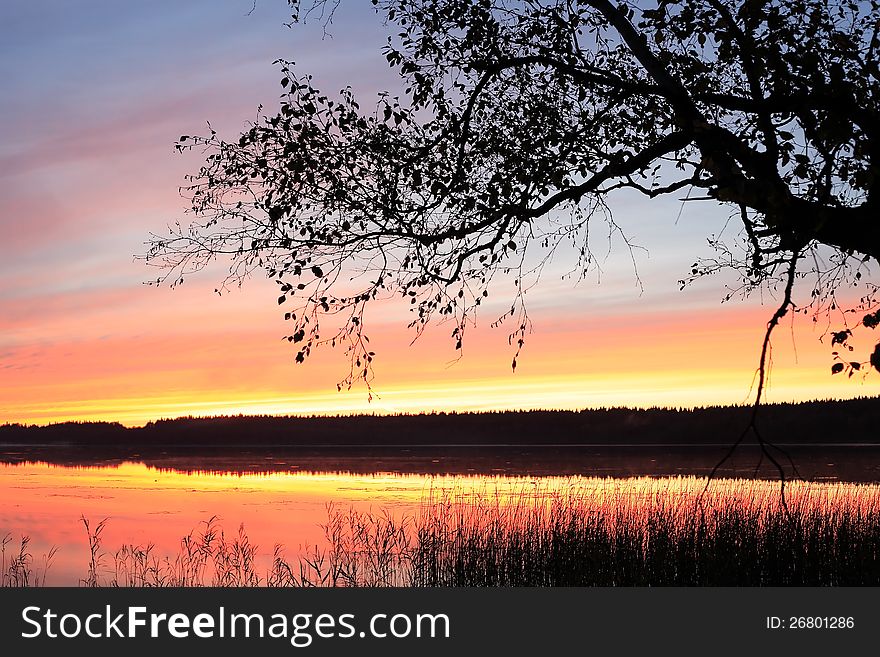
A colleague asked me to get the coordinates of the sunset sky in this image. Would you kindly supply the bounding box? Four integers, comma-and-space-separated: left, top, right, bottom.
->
1, 0, 876, 427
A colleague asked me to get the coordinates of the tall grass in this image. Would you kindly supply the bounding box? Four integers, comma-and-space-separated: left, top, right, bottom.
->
408, 477, 880, 585
6, 476, 880, 586
91, 516, 262, 587
1, 533, 56, 587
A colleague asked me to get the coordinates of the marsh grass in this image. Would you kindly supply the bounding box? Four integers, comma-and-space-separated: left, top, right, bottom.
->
95, 516, 261, 587
1, 533, 56, 587
296, 505, 413, 587
407, 477, 880, 585
7, 476, 880, 586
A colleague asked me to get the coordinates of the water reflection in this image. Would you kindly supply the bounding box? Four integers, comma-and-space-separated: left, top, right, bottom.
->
4, 444, 880, 480
3, 447, 880, 585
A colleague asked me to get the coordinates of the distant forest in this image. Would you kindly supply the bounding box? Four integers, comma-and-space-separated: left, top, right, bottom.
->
2, 397, 879, 447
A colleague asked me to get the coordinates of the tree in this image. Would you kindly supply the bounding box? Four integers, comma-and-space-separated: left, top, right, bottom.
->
146, 0, 880, 409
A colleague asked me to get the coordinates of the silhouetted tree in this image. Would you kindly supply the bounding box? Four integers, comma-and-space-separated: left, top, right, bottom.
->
146, 0, 880, 394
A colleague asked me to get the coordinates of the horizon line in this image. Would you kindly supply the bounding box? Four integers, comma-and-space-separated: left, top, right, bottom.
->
4, 394, 879, 430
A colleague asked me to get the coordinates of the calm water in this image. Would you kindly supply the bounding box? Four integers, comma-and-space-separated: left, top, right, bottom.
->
3, 445, 880, 585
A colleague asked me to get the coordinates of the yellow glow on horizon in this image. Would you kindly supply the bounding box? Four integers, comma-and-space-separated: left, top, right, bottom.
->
4, 365, 870, 427
3, 289, 876, 427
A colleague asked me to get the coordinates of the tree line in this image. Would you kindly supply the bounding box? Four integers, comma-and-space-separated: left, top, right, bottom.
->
3, 397, 879, 446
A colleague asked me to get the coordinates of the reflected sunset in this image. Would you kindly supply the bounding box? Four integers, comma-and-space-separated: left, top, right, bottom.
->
5, 459, 880, 586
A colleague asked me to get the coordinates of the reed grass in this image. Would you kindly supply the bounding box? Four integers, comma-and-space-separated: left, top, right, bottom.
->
1, 533, 56, 587
97, 516, 261, 587
5, 476, 880, 586
407, 477, 880, 585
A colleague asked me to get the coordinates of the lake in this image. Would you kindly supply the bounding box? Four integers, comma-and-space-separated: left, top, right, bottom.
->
4, 445, 880, 585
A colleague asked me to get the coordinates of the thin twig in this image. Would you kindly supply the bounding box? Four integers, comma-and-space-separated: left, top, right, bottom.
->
704, 251, 801, 513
